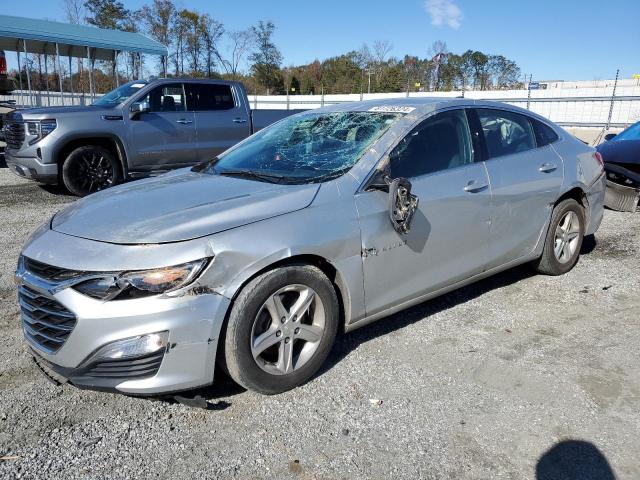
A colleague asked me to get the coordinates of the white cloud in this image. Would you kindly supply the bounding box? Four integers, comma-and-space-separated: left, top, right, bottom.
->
425, 0, 463, 29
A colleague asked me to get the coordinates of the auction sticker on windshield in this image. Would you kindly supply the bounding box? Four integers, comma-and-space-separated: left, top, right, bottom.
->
368, 106, 415, 113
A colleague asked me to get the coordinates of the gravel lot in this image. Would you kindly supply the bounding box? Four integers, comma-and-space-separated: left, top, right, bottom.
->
0, 164, 639, 479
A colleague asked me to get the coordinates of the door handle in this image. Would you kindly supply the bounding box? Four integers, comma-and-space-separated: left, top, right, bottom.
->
464, 180, 489, 193
176, 118, 193, 125
233, 118, 248, 124
539, 162, 557, 173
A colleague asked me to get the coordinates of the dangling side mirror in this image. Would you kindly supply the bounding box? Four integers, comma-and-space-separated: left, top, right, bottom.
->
388, 177, 419, 234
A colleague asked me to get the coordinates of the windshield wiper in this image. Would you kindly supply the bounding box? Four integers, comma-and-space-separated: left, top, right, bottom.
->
216, 169, 290, 184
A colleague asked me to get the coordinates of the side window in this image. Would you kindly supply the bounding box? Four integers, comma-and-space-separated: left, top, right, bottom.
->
477, 108, 536, 158
185, 83, 235, 111
531, 118, 559, 146
389, 109, 473, 179
142, 83, 185, 112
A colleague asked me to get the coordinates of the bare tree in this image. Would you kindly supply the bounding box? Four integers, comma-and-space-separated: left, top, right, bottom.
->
222, 29, 254, 78
63, 0, 86, 93
373, 40, 393, 65
200, 14, 224, 77
140, 0, 176, 74
64, 0, 85, 23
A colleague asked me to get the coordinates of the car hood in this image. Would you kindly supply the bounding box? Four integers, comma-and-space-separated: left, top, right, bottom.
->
17, 105, 116, 119
596, 139, 640, 165
51, 170, 320, 244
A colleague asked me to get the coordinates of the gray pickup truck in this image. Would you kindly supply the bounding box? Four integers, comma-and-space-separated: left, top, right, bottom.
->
4, 78, 299, 196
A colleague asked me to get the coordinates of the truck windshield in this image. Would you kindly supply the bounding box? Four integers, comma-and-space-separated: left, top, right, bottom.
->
200, 111, 402, 184
92, 81, 148, 107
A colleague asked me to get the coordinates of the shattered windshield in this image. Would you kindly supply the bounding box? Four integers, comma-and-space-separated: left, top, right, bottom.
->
199, 111, 402, 183
92, 81, 148, 107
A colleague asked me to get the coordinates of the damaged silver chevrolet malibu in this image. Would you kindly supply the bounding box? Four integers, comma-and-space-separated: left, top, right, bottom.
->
16, 98, 606, 395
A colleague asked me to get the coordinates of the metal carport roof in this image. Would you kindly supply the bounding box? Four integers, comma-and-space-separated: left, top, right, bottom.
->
0, 14, 167, 60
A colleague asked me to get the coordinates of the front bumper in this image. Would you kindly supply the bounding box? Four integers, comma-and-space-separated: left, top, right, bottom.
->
17, 264, 231, 395
6, 149, 59, 184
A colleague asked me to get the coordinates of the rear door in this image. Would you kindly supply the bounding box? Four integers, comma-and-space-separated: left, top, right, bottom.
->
356, 108, 492, 316
127, 82, 197, 168
473, 108, 564, 267
184, 82, 251, 161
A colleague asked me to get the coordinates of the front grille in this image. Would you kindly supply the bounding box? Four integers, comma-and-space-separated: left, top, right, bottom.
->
23, 257, 82, 282
4, 121, 25, 150
19, 285, 77, 353
82, 351, 164, 379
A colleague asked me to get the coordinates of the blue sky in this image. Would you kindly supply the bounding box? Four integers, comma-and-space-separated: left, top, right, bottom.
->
5, 0, 640, 81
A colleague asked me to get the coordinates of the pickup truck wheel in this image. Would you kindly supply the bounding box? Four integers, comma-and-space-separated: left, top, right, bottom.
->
533, 198, 585, 275
223, 265, 339, 394
61, 145, 122, 197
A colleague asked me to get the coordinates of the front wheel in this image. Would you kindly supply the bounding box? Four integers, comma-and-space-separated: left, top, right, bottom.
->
223, 265, 339, 394
533, 198, 585, 275
61, 145, 121, 197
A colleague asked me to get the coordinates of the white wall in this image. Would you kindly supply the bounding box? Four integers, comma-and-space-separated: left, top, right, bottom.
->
3, 85, 639, 128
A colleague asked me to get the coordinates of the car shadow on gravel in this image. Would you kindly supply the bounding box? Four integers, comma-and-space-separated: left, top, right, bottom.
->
321, 237, 599, 377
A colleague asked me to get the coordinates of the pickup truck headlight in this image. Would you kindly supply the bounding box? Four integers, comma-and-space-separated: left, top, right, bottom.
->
74, 259, 208, 300
27, 119, 57, 145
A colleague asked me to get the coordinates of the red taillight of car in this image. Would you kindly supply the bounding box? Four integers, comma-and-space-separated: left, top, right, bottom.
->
594, 151, 604, 172
0, 56, 6, 74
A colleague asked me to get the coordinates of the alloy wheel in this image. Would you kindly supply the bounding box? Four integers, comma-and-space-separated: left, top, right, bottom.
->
250, 284, 326, 375
553, 211, 581, 263
70, 152, 115, 194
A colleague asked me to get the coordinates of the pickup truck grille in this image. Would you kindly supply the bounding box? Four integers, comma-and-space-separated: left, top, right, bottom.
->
19, 285, 77, 354
4, 120, 25, 150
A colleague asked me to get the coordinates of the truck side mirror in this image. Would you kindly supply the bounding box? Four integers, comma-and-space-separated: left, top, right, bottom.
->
130, 101, 150, 119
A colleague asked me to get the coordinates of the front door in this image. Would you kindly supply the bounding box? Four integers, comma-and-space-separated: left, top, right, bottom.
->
356, 108, 492, 317
127, 82, 197, 169
473, 108, 564, 267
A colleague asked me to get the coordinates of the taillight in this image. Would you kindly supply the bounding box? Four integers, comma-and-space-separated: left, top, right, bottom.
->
594, 151, 604, 172
0, 56, 6, 74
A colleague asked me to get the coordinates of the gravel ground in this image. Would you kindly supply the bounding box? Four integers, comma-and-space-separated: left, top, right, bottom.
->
0, 164, 639, 479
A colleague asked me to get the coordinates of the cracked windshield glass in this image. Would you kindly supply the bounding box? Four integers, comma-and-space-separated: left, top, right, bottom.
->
199, 111, 402, 183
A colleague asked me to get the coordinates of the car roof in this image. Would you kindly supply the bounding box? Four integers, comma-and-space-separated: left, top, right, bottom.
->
310, 96, 555, 125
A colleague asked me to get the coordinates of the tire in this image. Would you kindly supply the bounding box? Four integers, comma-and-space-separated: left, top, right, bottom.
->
533, 198, 585, 275
61, 145, 122, 197
223, 265, 339, 394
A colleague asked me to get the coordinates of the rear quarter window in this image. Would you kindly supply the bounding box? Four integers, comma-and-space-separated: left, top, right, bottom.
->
186, 84, 235, 111
531, 118, 559, 146
477, 108, 536, 159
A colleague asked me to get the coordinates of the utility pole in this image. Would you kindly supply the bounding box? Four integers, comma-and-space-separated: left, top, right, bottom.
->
605, 69, 619, 132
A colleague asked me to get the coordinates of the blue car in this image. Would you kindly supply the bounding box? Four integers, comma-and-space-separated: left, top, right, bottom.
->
597, 121, 640, 211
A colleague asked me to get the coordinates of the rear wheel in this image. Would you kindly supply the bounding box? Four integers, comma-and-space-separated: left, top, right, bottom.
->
533, 198, 585, 275
223, 265, 339, 394
61, 145, 121, 197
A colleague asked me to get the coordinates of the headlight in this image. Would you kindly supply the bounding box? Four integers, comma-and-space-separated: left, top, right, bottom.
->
84, 331, 169, 363
27, 121, 39, 136
74, 259, 208, 300
27, 119, 57, 145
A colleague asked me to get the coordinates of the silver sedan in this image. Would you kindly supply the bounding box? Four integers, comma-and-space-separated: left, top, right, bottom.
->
16, 98, 606, 395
